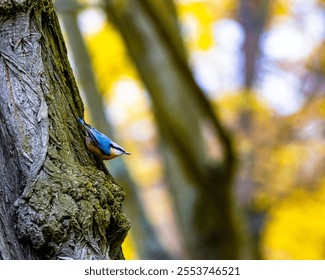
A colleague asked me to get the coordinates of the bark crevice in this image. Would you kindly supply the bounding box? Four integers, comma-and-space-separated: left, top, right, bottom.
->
0, 0, 129, 260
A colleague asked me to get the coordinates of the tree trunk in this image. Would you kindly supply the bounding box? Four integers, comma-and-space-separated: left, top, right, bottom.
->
238, 0, 269, 89
55, 0, 171, 259
0, 0, 129, 260
237, 0, 270, 259
104, 0, 251, 259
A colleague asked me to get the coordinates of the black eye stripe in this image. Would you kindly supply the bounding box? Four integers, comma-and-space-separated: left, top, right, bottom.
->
110, 144, 125, 153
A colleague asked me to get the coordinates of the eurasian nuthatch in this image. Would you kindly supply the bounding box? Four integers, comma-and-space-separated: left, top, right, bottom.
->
78, 118, 130, 160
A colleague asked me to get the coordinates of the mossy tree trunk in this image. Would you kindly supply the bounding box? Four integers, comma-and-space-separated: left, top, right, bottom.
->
55, 0, 170, 259
0, 0, 129, 260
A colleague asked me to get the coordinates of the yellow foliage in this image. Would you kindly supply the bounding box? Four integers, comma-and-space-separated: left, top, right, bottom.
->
271, 0, 291, 17
197, 27, 214, 50
252, 135, 319, 210
122, 231, 139, 260
257, 144, 307, 200
263, 183, 325, 259
215, 91, 272, 129
177, 0, 235, 50
85, 23, 137, 94
80, 0, 325, 261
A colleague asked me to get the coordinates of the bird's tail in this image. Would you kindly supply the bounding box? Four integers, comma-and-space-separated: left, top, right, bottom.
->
78, 117, 85, 126
78, 118, 93, 137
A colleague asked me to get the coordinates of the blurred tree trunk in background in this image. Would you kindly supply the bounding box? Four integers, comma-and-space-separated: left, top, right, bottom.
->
237, 0, 270, 259
238, 0, 269, 89
55, 0, 170, 259
0, 0, 129, 259
236, 0, 270, 133
104, 0, 252, 259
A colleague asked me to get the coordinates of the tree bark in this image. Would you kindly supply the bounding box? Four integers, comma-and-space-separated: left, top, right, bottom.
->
55, 0, 171, 259
0, 0, 129, 260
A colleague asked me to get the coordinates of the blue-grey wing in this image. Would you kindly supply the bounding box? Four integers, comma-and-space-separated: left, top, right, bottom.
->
88, 128, 112, 155
79, 118, 112, 155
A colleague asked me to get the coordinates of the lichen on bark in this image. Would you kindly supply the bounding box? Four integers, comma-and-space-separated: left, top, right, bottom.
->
0, 0, 129, 260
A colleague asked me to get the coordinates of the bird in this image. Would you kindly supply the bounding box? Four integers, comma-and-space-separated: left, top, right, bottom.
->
78, 118, 130, 160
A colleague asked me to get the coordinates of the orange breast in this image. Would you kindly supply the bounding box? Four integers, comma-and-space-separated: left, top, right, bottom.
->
86, 138, 112, 160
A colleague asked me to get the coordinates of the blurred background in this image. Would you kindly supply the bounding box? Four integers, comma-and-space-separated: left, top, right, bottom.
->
54, 0, 325, 259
